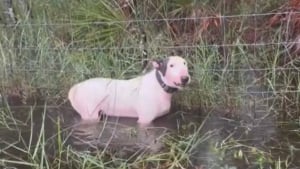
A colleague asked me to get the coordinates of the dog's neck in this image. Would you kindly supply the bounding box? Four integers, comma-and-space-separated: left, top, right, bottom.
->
155, 70, 178, 93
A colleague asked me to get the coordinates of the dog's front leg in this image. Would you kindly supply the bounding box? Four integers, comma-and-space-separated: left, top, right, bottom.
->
136, 108, 157, 127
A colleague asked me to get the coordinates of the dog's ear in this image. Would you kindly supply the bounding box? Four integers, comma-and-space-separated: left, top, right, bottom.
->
152, 58, 169, 76
152, 59, 163, 69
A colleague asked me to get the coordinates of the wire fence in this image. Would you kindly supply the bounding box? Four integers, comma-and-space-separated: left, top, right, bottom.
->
1, 7, 300, 100
2, 41, 299, 50
0, 11, 299, 27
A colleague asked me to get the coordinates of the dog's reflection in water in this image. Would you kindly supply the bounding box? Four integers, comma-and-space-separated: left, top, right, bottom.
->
69, 116, 170, 154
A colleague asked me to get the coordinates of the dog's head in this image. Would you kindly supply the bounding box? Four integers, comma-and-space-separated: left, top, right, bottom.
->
152, 56, 191, 90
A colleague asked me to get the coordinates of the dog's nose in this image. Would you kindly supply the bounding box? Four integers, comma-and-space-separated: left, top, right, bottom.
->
181, 76, 189, 84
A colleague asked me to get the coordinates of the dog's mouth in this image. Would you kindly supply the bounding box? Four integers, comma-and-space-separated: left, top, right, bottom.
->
174, 82, 185, 88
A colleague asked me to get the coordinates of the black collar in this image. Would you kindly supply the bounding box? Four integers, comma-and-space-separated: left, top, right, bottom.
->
155, 70, 178, 93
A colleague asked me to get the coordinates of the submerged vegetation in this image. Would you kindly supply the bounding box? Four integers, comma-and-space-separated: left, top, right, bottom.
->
1, 0, 300, 168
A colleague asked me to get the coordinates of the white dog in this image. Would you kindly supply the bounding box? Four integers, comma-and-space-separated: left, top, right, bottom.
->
68, 56, 190, 125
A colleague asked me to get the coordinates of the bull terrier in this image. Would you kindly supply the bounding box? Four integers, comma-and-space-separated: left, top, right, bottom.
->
68, 56, 191, 125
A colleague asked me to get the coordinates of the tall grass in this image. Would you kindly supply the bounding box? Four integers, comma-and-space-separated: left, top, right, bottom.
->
0, 0, 299, 116
1, 0, 300, 168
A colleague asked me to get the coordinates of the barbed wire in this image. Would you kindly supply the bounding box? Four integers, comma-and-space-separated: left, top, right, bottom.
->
2, 41, 299, 51
0, 11, 299, 27
2, 67, 300, 73
0, 83, 299, 95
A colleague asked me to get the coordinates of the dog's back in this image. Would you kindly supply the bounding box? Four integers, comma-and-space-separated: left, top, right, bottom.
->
68, 77, 143, 120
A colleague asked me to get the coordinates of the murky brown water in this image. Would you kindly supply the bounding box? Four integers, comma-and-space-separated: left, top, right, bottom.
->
1, 96, 300, 169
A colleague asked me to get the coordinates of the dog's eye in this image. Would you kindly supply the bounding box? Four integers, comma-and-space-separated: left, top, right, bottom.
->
170, 64, 174, 67
183, 62, 186, 65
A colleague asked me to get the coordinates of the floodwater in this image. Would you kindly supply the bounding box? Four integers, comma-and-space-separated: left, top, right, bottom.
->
1, 95, 300, 169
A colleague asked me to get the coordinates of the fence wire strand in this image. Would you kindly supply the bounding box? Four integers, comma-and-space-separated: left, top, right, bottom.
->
2, 67, 300, 73
0, 11, 299, 27
2, 41, 299, 51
